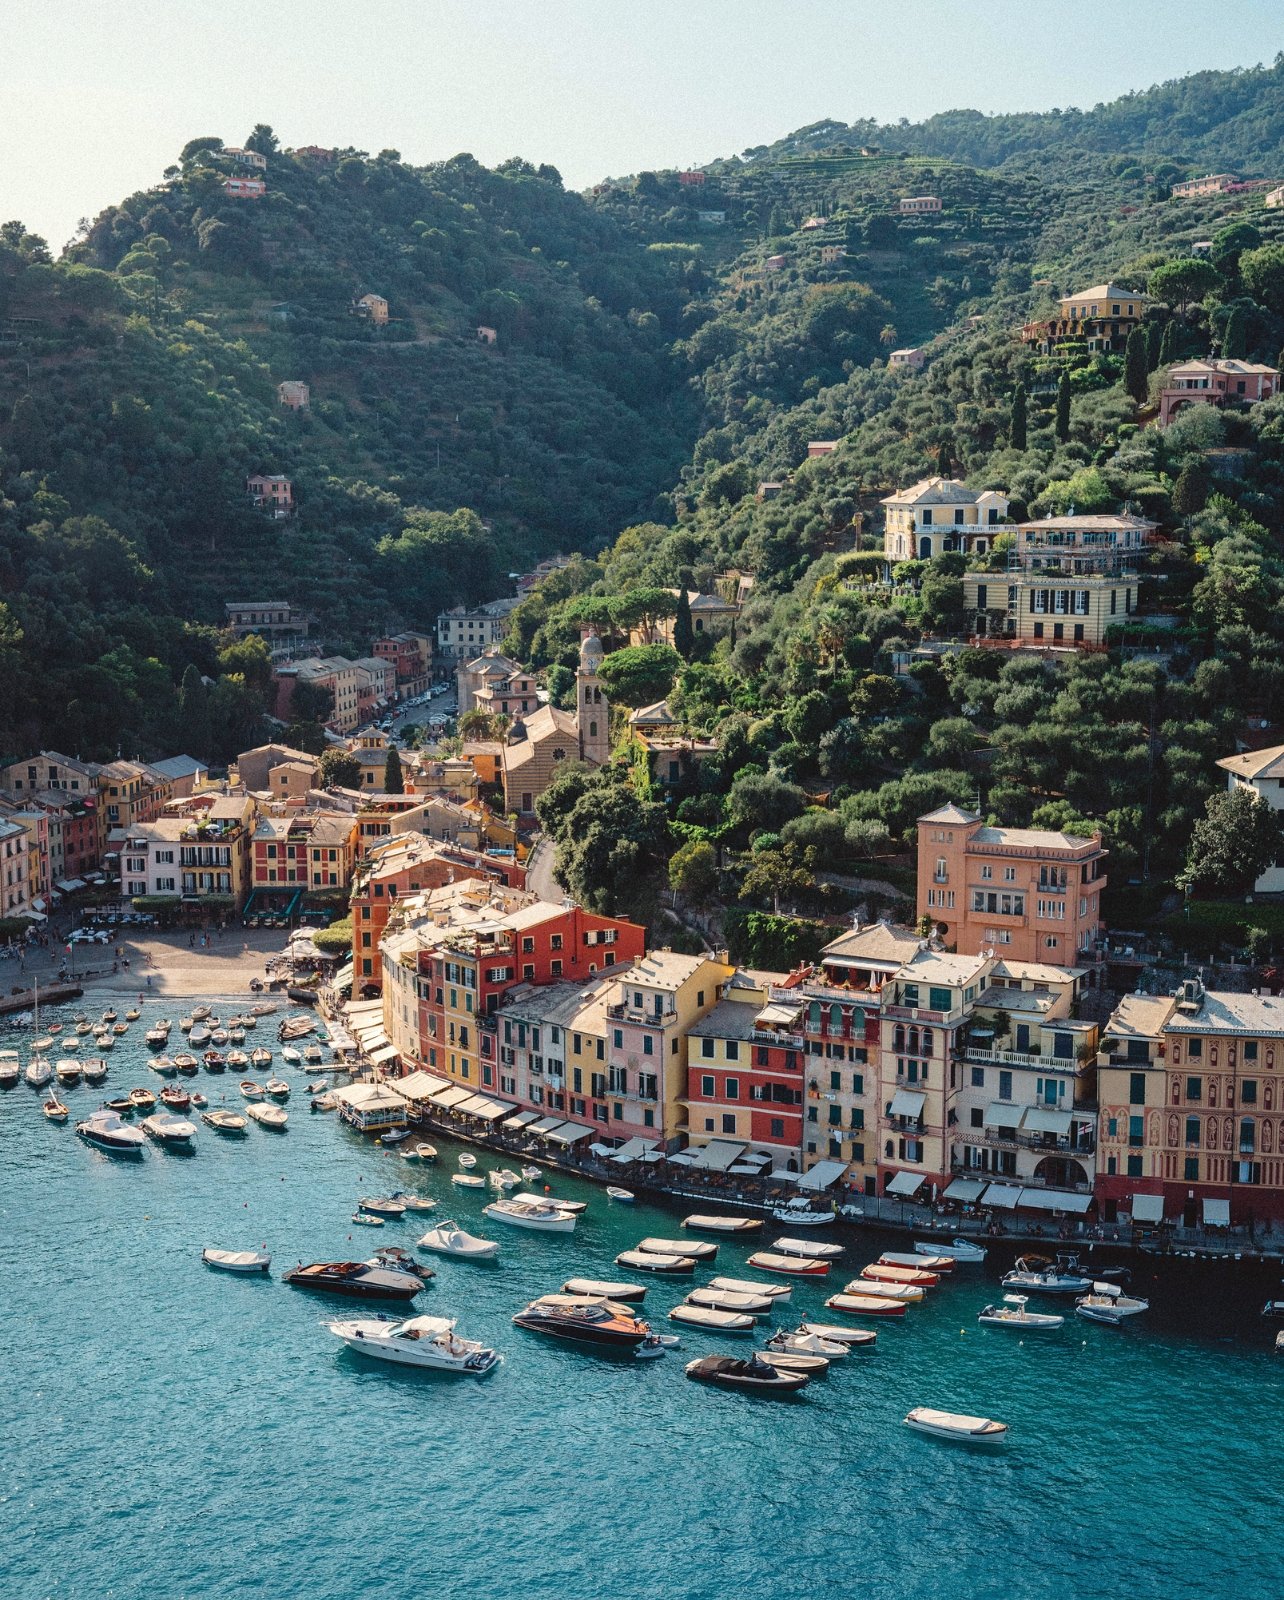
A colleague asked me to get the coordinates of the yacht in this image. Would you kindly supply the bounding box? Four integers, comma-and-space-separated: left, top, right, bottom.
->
327, 1313, 501, 1375
141, 1111, 197, 1148
483, 1198, 576, 1233
284, 1259, 424, 1300
512, 1296, 650, 1349
977, 1294, 1065, 1330
685, 1354, 808, 1395
76, 1109, 145, 1157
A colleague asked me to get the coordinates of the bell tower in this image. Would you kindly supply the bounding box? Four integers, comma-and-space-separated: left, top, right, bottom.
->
576, 629, 608, 765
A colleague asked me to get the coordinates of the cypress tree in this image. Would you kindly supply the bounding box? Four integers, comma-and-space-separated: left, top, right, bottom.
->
179, 663, 211, 761
1172, 462, 1210, 520
1055, 370, 1071, 442
936, 439, 952, 476
1221, 306, 1247, 360
1124, 327, 1149, 405
1158, 319, 1178, 367
672, 587, 695, 660
1009, 382, 1028, 451
1146, 319, 1164, 370
383, 744, 404, 794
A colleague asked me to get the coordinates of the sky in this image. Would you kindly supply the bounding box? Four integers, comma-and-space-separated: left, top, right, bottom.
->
5, 0, 1284, 252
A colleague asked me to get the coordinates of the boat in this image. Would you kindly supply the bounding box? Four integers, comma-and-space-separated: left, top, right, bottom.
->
190, 1092, 208, 1109
228, 1028, 246, 1045
179, 1016, 193, 1032
861, 1262, 939, 1288
191, 1005, 211, 1022
682, 1213, 762, 1234
104, 1096, 133, 1115
143, 1027, 167, 1049
1263, 1299, 1284, 1320
512, 1298, 650, 1349
249, 1003, 277, 1017
483, 1198, 576, 1233
451, 1173, 485, 1189
380, 1130, 410, 1146
247, 1103, 288, 1130
128, 1086, 156, 1112
635, 1334, 672, 1360
111, 1023, 129, 1037
606, 1186, 635, 1203
838, 1278, 923, 1302
43, 1093, 69, 1122
770, 1199, 835, 1227
669, 1304, 756, 1334
226, 1051, 249, 1070
389, 1191, 437, 1212
457, 1152, 477, 1170
303, 1043, 323, 1063
264, 1078, 290, 1101
352, 1212, 385, 1227
327, 1313, 501, 1374
562, 1277, 646, 1302
709, 1275, 791, 1302
281, 1046, 302, 1066
685, 1354, 808, 1395
0, 1050, 20, 1087
74, 1020, 93, 1037
798, 1321, 883, 1346
765, 1328, 854, 1358
93, 1033, 114, 1050
402, 1142, 437, 1162
823, 1293, 908, 1319
75, 1109, 145, 1156
357, 1196, 407, 1217
746, 1252, 830, 1278
638, 1235, 717, 1261
148, 1056, 177, 1078
1075, 1282, 1150, 1324
686, 1287, 774, 1316
189, 1026, 210, 1048
160, 1085, 191, 1110
240, 1079, 265, 1100
512, 1191, 587, 1214
101, 1009, 118, 1023
251, 1047, 272, 1068
520, 1165, 542, 1182
203, 1052, 227, 1072
311, 1092, 338, 1113
125, 1008, 141, 1022
416, 1223, 500, 1260
202, 1108, 248, 1135
909, 1235, 979, 1260
284, 1260, 424, 1300
1001, 1254, 1094, 1296
770, 1236, 845, 1260
905, 1407, 1008, 1445
488, 1167, 521, 1190
209, 1029, 229, 1047
978, 1294, 1065, 1330
141, 1112, 197, 1148
755, 1349, 831, 1377
202, 1247, 270, 1274
615, 1248, 697, 1275
25, 1058, 51, 1089
54, 1058, 82, 1086
172, 1053, 199, 1075
82, 1058, 107, 1085
881, 1251, 953, 1273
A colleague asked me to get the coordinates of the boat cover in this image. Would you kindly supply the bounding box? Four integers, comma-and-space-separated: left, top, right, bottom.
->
1129, 1193, 1165, 1223
884, 1170, 925, 1197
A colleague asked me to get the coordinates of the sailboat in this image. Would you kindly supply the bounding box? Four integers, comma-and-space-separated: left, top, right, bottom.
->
25, 979, 52, 1089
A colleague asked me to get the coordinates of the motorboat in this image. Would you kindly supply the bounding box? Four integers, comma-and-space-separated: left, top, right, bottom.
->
1001, 1254, 1093, 1296
189, 1026, 211, 1048
1262, 1299, 1284, 1320
74, 1019, 93, 1037
327, 1313, 501, 1375
204, 1052, 227, 1072
101, 1009, 119, 1024
635, 1334, 676, 1360
451, 1173, 485, 1189
669, 1304, 755, 1334
823, 1293, 907, 1319
43, 1093, 69, 1122
179, 1016, 193, 1032
389, 1191, 437, 1212
457, 1152, 478, 1170
141, 1112, 197, 1148
82, 1058, 108, 1085
512, 1298, 650, 1349
284, 1260, 424, 1300
144, 1027, 168, 1049
264, 1078, 290, 1101
226, 1051, 249, 1071
369, 1246, 422, 1276
55, 1058, 82, 1086
240, 1079, 265, 1100
357, 1196, 407, 1217
380, 1130, 410, 1146
838, 1278, 923, 1303
615, 1248, 697, 1274
710, 1275, 791, 1302
172, 1053, 199, 1075
249, 1003, 277, 1017
746, 1252, 830, 1278
401, 1142, 437, 1162
770, 1198, 835, 1227
311, 1092, 339, 1113
160, 1085, 191, 1110
687, 1287, 774, 1317
247, 1103, 288, 1130
765, 1328, 853, 1358
562, 1277, 646, 1302
111, 1023, 129, 1037
416, 1223, 500, 1260
756, 1349, 831, 1377
202, 1108, 248, 1135
93, 1033, 114, 1051
798, 1321, 882, 1346
251, 1047, 273, 1069
488, 1167, 520, 1190
606, 1186, 635, 1203
520, 1165, 541, 1182
76, 1109, 145, 1156
638, 1235, 717, 1261
682, 1213, 762, 1234
128, 1086, 156, 1112
483, 1198, 576, 1233
25, 1057, 52, 1089
861, 1263, 939, 1288
191, 1005, 211, 1022
0, 1050, 20, 1087
148, 1056, 177, 1078
917, 1238, 987, 1263
281, 1046, 302, 1066
771, 1236, 845, 1260
978, 1294, 1065, 1330
881, 1251, 953, 1273
685, 1354, 808, 1395
303, 1043, 323, 1064
202, 1247, 270, 1274
905, 1407, 1008, 1445
190, 1092, 208, 1109
1075, 1282, 1150, 1324
105, 1096, 133, 1115
352, 1213, 385, 1227
512, 1191, 587, 1214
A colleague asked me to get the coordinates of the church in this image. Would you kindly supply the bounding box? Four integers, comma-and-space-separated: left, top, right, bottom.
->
501, 630, 610, 816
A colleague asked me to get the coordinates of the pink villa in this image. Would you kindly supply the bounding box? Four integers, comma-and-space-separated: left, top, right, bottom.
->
1158, 359, 1279, 427
246, 473, 294, 517
224, 177, 266, 200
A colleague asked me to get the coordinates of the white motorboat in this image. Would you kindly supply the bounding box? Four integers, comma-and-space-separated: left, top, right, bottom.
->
687, 1287, 774, 1316
281, 1046, 302, 1066
380, 1130, 411, 1146
246, 1102, 288, 1131
55, 1058, 82, 1086
303, 1043, 323, 1063
709, 1275, 791, 1302
978, 1294, 1065, 1330
838, 1278, 924, 1302
82, 1058, 108, 1085
389, 1191, 438, 1212
202, 1108, 248, 1135
416, 1223, 500, 1259
771, 1236, 845, 1260
682, 1213, 762, 1234
451, 1173, 486, 1189
668, 1304, 755, 1334
202, 1247, 270, 1274
770, 1198, 835, 1227
483, 1198, 576, 1233
327, 1313, 501, 1374
512, 1191, 587, 1214
766, 1328, 853, 1358
882, 1251, 953, 1273
457, 1152, 478, 1170
1075, 1282, 1150, 1324
357, 1197, 407, 1218
905, 1407, 1009, 1445
916, 1238, 987, 1264
606, 1186, 635, 1203
1001, 1254, 1093, 1296
264, 1078, 291, 1101
144, 1026, 168, 1049
352, 1212, 384, 1227
141, 1112, 197, 1148
76, 1109, 145, 1156
520, 1165, 542, 1182
561, 1277, 646, 1302
94, 1033, 114, 1051
0, 1049, 20, 1087
25, 1057, 52, 1089
191, 1005, 212, 1022
251, 1047, 273, 1068
189, 1026, 211, 1048
638, 1236, 717, 1261
488, 1168, 520, 1190
228, 1028, 246, 1045
179, 1016, 194, 1032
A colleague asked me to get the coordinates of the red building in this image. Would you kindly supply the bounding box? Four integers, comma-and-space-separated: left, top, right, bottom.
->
373, 633, 432, 698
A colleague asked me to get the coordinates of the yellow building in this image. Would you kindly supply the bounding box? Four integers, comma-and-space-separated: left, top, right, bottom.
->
881, 477, 1010, 564
1022, 283, 1150, 354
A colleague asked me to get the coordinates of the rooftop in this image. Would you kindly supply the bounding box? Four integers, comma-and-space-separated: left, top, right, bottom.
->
1217, 743, 1284, 782
1165, 990, 1284, 1038
881, 477, 1004, 508
821, 920, 924, 968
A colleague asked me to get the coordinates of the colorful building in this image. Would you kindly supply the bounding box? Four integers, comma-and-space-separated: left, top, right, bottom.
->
881, 477, 1009, 563
1021, 283, 1149, 354
246, 473, 293, 518
1157, 359, 1279, 428
1216, 741, 1284, 892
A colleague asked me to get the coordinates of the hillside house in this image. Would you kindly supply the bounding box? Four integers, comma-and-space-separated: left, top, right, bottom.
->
881, 477, 1009, 563
898, 195, 941, 215
1171, 174, 1236, 197
1266, 185, 1284, 210
678, 170, 706, 186
224, 601, 308, 654
1157, 359, 1279, 427
476, 325, 498, 345
819, 244, 846, 265
223, 147, 268, 171
1022, 284, 1149, 355
888, 346, 927, 372
765, 254, 787, 271
223, 177, 266, 200
800, 216, 826, 231
436, 597, 518, 663
277, 380, 310, 410
807, 440, 839, 458
246, 474, 293, 518
354, 293, 389, 325
1215, 743, 1284, 892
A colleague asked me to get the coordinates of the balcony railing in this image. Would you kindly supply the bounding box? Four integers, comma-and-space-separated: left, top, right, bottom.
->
606, 1002, 676, 1024
959, 1046, 1079, 1072
953, 1127, 1096, 1155
949, 1160, 1092, 1194
883, 1005, 952, 1024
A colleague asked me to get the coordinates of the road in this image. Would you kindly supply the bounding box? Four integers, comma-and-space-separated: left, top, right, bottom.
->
526, 837, 564, 902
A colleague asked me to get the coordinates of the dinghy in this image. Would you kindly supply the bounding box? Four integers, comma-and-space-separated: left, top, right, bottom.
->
202, 1247, 270, 1274
416, 1223, 500, 1260
823, 1293, 908, 1318
202, 1108, 248, 1135
606, 1186, 635, 1203
747, 1251, 830, 1277
905, 1407, 1008, 1444
916, 1238, 986, 1263
978, 1294, 1064, 1330
686, 1287, 774, 1316
685, 1354, 808, 1394
451, 1173, 486, 1189
43, 1093, 69, 1122
709, 1275, 791, 1302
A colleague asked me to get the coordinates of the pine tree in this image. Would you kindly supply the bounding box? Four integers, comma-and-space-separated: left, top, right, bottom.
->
1158, 319, 1178, 367
936, 439, 952, 476
672, 588, 695, 660
1124, 327, 1149, 404
1055, 370, 1071, 442
1009, 382, 1027, 451
383, 744, 405, 794
179, 663, 211, 761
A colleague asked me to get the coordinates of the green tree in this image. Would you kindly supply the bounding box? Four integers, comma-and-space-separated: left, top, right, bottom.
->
740, 843, 814, 915
672, 588, 695, 660
178, 663, 211, 761
1172, 461, 1210, 519
1055, 369, 1071, 442
1240, 243, 1284, 314
1211, 221, 1261, 276
1177, 788, 1284, 897
1124, 327, 1149, 404
1221, 304, 1247, 359
1009, 381, 1027, 450
318, 749, 363, 790
935, 439, 952, 476
1147, 258, 1220, 313
383, 745, 405, 794
726, 769, 807, 834
668, 839, 717, 903
1158, 319, 1178, 366
245, 123, 279, 157
597, 644, 681, 707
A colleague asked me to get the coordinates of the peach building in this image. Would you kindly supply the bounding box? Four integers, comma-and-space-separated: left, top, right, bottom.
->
1158, 359, 1279, 427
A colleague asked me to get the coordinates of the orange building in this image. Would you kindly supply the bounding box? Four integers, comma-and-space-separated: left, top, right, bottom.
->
917, 803, 1107, 967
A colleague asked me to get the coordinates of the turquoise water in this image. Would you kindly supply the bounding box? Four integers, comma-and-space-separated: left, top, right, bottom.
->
2, 1001, 1281, 1600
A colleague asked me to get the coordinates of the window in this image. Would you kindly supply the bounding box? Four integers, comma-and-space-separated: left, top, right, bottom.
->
726, 1078, 739, 1100
1186, 1076, 1202, 1101
701, 1075, 715, 1097
1126, 1155, 1143, 1178
721, 1114, 736, 1134
642, 1035, 653, 1056
970, 1067, 985, 1088
998, 1070, 1012, 1100
1241, 1080, 1258, 1105
770, 1118, 785, 1140
1185, 1116, 1201, 1146
725, 1041, 739, 1062
970, 1108, 983, 1128
1129, 1072, 1147, 1105
700, 1037, 714, 1058
1128, 1114, 1144, 1148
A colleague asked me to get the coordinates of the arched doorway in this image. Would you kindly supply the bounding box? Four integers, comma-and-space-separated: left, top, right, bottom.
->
1033, 1154, 1089, 1190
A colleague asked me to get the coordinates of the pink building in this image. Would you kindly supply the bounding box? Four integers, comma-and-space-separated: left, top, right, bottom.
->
224, 177, 266, 200
807, 440, 840, 458
1158, 359, 1279, 427
246, 474, 294, 518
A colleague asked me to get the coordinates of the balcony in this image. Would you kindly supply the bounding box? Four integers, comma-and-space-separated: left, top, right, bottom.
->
960, 1046, 1079, 1073
953, 1126, 1096, 1156
883, 1004, 955, 1024
949, 1159, 1092, 1194
606, 1002, 676, 1024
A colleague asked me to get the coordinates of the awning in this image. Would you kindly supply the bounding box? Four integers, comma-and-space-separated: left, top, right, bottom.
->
690, 1139, 746, 1171
1203, 1197, 1231, 1226
16, 909, 46, 922
396, 1070, 449, 1103
31, 898, 45, 912
984, 1102, 1021, 1127
885, 1170, 925, 1197
944, 1177, 987, 1202
738, 1150, 772, 1169
429, 1084, 475, 1110
55, 878, 86, 893
1021, 1106, 1073, 1136
367, 1044, 401, 1067
545, 1121, 593, 1146
1130, 1193, 1165, 1223
980, 1183, 1024, 1210
455, 1094, 512, 1120
332, 1082, 406, 1112
1018, 1187, 1093, 1214
798, 1158, 849, 1191
504, 1110, 539, 1129
331, 961, 354, 990
528, 1116, 563, 1135
610, 1136, 659, 1163
667, 1151, 697, 1166
888, 1089, 925, 1118
756, 1002, 803, 1026
346, 1000, 384, 1020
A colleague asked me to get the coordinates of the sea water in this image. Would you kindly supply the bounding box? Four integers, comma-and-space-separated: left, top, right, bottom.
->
1, 1001, 1280, 1600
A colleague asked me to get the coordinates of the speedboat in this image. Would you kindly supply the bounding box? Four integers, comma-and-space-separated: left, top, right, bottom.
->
43, 1093, 69, 1122
746, 1252, 830, 1278
978, 1294, 1064, 1330
389, 1191, 437, 1212
25, 1057, 52, 1089
284, 1259, 424, 1300
311, 1092, 339, 1113
483, 1198, 576, 1233
669, 1304, 755, 1334
55, 1058, 82, 1086
770, 1236, 845, 1260
487, 1167, 520, 1190
823, 1293, 907, 1319
1075, 1282, 1150, 1324
606, 1186, 635, 1203
82, 1058, 108, 1085
76, 1109, 145, 1157
128, 1086, 156, 1112
562, 1277, 646, 1302
202, 1108, 248, 1135
766, 1327, 854, 1358
451, 1173, 485, 1189
203, 1247, 270, 1274
357, 1196, 407, 1217
685, 1354, 808, 1395
0, 1050, 20, 1087
615, 1248, 696, 1275
638, 1235, 717, 1261
246, 1103, 287, 1130
905, 1407, 1008, 1445
1001, 1254, 1093, 1296
264, 1078, 290, 1101
881, 1251, 952, 1273
512, 1298, 649, 1349
416, 1223, 500, 1259
710, 1275, 791, 1303
686, 1287, 774, 1316
457, 1152, 477, 1170
916, 1238, 987, 1263
240, 1079, 265, 1100
770, 1198, 834, 1227
380, 1130, 410, 1146
520, 1165, 541, 1182
327, 1313, 501, 1374
141, 1112, 197, 1148
682, 1214, 762, 1234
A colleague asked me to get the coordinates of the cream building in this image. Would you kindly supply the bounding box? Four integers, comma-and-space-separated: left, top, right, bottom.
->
502, 632, 610, 816
1215, 742, 1284, 892
881, 477, 1010, 563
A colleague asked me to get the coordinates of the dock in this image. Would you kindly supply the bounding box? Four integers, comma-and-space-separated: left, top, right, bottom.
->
0, 983, 84, 1016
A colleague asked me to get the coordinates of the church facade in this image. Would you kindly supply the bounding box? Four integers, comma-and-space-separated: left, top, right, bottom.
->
501, 631, 610, 816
